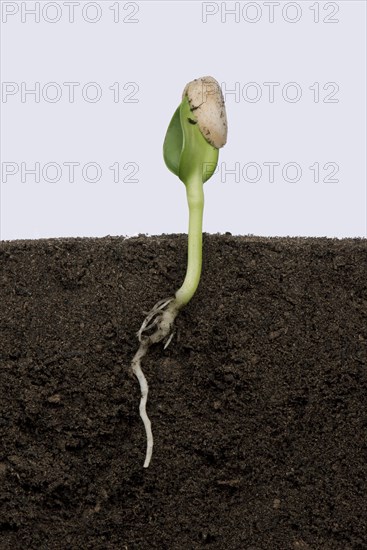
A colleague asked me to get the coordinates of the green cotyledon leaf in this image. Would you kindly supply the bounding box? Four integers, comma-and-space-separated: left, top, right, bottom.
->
163, 105, 182, 178
163, 96, 219, 185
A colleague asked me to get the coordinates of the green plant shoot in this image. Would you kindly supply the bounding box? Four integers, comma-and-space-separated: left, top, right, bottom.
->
131, 76, 227, 468
164, 96, 219, 307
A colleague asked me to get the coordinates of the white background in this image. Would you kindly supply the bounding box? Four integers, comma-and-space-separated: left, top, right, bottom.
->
1, 0, 366, 240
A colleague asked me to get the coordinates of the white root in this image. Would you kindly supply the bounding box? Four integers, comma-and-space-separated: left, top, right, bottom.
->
131, 297, 179, 468
131, 340, 152, 468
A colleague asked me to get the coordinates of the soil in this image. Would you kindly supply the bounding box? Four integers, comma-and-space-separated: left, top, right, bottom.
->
0, 234, 366, 550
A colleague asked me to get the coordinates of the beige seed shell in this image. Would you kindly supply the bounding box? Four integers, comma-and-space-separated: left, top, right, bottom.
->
182, 76, 227, 149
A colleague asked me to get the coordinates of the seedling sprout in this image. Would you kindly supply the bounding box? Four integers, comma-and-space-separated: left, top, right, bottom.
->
131, 76, 228, 467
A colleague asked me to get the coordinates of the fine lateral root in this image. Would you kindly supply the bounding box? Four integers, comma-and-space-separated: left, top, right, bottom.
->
137, 297, 174, 342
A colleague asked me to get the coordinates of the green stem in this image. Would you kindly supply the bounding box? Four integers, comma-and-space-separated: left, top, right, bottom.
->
175, 174, 204, 308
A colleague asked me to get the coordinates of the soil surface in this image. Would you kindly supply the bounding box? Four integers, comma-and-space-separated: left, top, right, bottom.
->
0, 234, 366, 549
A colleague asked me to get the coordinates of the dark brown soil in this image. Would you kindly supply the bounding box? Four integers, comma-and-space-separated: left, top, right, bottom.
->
0, 234, 366, 549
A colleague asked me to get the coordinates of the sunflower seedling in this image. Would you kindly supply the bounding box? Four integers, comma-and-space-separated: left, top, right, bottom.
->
131, 76, 227, 468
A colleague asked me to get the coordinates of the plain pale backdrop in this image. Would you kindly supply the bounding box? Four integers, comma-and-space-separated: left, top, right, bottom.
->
1, 0, 366, 240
